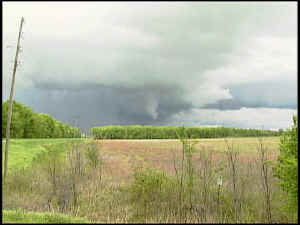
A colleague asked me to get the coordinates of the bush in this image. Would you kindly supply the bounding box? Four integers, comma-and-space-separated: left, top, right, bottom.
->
128, 166, 178, 221
85, 142, 100, 169
130, 166, 168, 202
274, 115, 298, 213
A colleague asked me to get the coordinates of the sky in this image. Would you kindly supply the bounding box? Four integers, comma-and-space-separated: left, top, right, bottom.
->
2, 2, 297, 132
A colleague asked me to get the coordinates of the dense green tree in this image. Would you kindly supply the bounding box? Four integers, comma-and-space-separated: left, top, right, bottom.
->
91, 125, 280, 140
38, 113, 56, 138
22, 105, 36, 138
274, 115, 298, 213
2, 100, 81, 138
7, 101, 26, 138
2, 101, 8, 138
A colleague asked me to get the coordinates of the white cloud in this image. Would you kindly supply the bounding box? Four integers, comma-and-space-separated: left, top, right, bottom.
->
203, 36, 297, 87
170, 108, 297, 130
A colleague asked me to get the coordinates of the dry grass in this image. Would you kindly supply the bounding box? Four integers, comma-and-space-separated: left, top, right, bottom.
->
98, 137, 280, 180
3, 136, 296, 223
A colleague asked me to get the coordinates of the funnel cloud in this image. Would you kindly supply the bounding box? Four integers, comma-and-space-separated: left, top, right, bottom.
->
3, 2, 297, 131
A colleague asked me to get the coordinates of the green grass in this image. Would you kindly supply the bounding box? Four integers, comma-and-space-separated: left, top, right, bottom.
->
2, 138, 87, 171
2, 209, 90, 223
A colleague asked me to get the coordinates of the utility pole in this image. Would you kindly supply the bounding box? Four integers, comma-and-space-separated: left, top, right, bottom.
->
3, 17, 25, 183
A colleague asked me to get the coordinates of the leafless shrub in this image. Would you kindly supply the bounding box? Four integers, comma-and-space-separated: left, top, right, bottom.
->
257, 136, 273, 223
224, 138, 241, 223
197, 149, 214, 222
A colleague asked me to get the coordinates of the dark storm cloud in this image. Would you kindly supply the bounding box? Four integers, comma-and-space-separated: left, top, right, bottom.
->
3, 2, 297, 130
14, 83, 192, 131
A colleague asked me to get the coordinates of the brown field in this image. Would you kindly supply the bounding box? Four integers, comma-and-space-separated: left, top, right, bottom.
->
98, 137, 280, 185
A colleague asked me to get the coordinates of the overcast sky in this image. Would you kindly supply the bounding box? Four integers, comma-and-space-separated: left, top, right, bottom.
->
3, 2, 297, 131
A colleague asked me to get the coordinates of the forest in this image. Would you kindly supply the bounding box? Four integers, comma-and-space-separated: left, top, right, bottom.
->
2, 101, 81, 138
91, 124, 281, 139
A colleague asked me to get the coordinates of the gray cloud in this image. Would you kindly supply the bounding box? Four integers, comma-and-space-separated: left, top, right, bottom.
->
203, 79, 297, 110
3, 2, 297, 130
167, 108, 297, 130
13, 84, 192, 131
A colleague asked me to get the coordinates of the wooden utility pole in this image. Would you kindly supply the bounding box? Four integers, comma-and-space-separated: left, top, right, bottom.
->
3, 17, 25, 183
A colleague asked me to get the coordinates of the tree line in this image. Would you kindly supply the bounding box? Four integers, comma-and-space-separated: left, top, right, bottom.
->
91, 125, 281, 139
2, 100, 81, 138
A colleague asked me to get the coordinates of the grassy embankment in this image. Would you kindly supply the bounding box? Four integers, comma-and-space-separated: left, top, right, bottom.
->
2, 138, 84, 171
2, 138, 91, 224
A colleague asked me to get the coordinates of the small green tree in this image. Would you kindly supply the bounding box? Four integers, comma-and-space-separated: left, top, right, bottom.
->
274, 115, 298, 214
2, 101, 8, 138
23, 105, 36, 138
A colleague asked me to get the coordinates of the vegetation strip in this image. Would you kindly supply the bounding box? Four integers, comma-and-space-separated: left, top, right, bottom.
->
2, 209, 90, 223
91, 125, 281, 139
